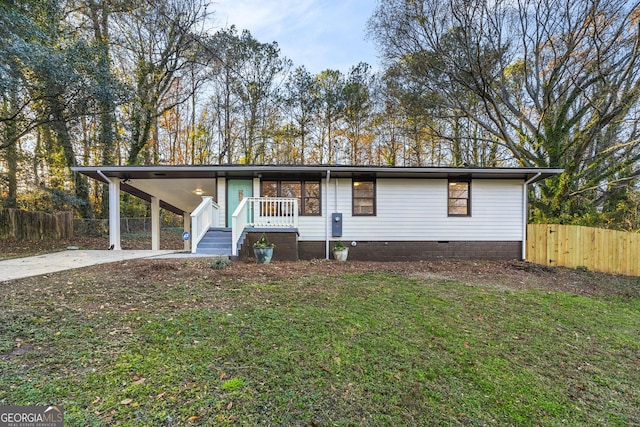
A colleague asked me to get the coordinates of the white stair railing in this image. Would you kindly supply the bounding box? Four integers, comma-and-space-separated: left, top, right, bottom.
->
190, 196, 219, 253
231, 198, 250, 256
231, 197, 298, 256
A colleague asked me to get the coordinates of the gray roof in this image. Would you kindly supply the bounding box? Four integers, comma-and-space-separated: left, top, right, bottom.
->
73, 164, 562, 181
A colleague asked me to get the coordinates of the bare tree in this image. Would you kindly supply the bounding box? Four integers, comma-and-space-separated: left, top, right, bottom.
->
343, 63, 375, 165
112, 0, 210, 165
282, 66, 317, 164
313, 70, 345, 164
369, 0, 640, 220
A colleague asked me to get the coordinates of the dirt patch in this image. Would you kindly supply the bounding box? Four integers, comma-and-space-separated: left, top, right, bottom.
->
2, 236, 638, 299
2, 255, 638, 302
0, 344, 34, 360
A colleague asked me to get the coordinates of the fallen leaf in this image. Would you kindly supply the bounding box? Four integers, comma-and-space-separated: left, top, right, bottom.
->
187, 416, 200, 422
133, 377, 146, 385
220, 371, 226, 379
92, 397, 100, 404
120, 398, 133, 405
227, 401, 233, 410
156, 392, 166, 400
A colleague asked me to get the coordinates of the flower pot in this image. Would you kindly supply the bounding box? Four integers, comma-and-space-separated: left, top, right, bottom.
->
253, 246, 274, 264
333, 248, 348, 262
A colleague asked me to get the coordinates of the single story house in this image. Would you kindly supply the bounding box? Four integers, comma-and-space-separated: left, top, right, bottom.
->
72, 165, 562, 261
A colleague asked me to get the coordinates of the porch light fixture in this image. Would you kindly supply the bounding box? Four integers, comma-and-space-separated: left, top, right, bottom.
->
194, 188, 204, 195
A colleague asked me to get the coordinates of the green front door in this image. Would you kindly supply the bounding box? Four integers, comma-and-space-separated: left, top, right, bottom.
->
227, 179, 253, 226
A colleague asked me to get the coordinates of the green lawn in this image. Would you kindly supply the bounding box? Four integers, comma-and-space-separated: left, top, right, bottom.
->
1, 266, 638, 426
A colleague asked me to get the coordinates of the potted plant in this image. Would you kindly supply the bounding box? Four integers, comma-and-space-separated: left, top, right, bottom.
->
332, 240, 349, 262
253, 233, 275, 264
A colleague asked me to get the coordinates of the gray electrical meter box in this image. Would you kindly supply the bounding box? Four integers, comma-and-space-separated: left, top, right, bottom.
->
332, 213, 343, 237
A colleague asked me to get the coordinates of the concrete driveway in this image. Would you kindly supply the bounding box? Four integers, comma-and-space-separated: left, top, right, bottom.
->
0, 250, 177, 282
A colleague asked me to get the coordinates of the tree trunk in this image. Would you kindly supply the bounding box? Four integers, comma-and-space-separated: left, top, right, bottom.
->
49, 97, 93, 218
4, 128, 18, 209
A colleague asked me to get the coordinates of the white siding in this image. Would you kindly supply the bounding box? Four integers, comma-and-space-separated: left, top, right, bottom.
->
296, 178, 523, 242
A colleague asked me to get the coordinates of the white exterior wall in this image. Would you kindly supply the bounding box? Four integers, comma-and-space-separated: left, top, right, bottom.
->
295, 178, 523, 242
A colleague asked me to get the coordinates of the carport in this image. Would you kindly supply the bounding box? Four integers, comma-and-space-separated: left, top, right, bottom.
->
72, 166, 221, 251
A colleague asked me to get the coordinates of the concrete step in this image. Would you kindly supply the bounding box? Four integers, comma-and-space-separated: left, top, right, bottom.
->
196, 228, 233, 255
197, 247, 232, 255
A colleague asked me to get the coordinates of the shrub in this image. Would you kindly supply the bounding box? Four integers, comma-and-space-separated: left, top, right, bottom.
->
209, 257, 231, 270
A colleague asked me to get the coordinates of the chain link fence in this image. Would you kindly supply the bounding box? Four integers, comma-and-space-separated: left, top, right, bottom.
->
74, 216, 184, 237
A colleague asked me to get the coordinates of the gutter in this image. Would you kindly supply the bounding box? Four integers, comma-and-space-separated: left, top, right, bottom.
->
325, 169, 331, 259
522, 173, 541, 261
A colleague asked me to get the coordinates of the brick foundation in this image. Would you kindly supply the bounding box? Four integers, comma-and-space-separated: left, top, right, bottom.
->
238, 231, 299, 261
298, 240, 522, 261
237, 234, 522, 262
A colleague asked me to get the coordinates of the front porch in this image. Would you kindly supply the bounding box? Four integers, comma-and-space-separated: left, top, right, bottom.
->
190, 196, 299, 257
86, 168, 305, 258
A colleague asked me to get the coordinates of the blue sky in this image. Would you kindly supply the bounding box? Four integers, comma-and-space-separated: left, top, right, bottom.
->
212, 0, 379, 74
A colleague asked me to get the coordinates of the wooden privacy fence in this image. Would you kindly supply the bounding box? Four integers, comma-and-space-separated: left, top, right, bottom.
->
527, 224, 640, 276
0, 208, 73, 240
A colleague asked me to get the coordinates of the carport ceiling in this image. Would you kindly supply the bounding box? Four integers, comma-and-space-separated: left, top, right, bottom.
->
124, 178, 216, 214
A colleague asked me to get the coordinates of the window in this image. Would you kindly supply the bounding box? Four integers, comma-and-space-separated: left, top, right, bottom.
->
260, 180, 321, 215
448, 180, 470, 216
353, 179, 376, 215
303, 182, 321, 215
261, 181, 278, 198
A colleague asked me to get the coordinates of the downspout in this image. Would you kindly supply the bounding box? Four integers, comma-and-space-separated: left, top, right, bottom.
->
325, 169, 331, 259
522, 173, 541, 261
96, 169, 110, 185
335, 175, 338, 215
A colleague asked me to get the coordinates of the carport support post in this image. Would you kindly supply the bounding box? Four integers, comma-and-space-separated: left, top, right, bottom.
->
107, 177, 121, 250
183, 213, 191, 251
151, 196, 160, 251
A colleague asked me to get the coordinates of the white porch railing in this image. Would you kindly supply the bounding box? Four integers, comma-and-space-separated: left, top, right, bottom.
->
190, 196, 219, 253
231, 197, 298, 256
